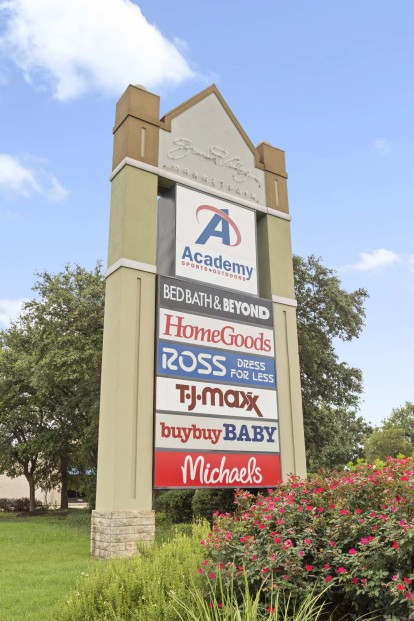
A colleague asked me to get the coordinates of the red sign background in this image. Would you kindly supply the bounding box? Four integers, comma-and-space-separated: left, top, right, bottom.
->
154, 450, 281, 488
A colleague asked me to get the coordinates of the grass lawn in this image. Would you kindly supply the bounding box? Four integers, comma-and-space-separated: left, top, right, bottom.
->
0, 511, 94, 621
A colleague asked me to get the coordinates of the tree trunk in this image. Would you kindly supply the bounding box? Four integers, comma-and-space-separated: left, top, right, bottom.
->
27, 474, 36, 512
60, 456, 69, 509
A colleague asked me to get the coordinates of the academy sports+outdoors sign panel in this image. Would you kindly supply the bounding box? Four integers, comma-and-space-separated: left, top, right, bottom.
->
154, 272, 281, 488
175, 185, 258, 295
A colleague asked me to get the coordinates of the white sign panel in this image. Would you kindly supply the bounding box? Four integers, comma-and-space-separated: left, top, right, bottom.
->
175, 185, 258, 294
156, 377, 278, 420
159, 309, 274, 357
156, 412, 280, 453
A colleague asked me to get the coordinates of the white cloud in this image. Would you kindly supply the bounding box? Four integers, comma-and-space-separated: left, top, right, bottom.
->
374, 138, 392, 155
0, 299, 25, 328
0, 0, 195, 100
0, 154, 68, 202
341, 249, 400, 272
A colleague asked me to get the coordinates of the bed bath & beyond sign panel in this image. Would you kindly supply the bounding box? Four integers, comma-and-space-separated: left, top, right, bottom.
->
154, 275, 281, 488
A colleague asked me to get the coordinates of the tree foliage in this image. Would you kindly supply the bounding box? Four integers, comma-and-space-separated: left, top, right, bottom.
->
383, 401, 414, 444
364, 427, 412, 462
0, 263, 104, 508
293, 255, 370, 470
363, 401, 414, 462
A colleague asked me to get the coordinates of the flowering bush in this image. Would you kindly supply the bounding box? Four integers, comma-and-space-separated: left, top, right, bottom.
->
200, 458, 414, 620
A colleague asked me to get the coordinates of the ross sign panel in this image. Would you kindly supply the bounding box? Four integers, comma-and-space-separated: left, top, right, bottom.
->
154, 276, 280, 488
158, 341, 276, 388
175, 185, 258, 295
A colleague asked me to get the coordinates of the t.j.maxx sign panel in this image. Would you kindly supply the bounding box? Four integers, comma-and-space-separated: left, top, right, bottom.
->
154, 186, 281, 488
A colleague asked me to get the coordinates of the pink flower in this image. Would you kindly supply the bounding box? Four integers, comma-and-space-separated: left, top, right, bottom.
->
392, 541, 400, 550
259, 524, 266, 530
329, 540, 336, 547
305, 565, 313, 571
397, 584, 406, 591
267, 607, 275, 613
404, 577, 412, 584
273, 537, 281, 544
262, 567, 269, 574
202, 560, 209, 566
406, 592, 412, 601
198, 568, 203, 574
336, 567, 347, 574
208, 572, 215, 579
351, 578, 358, 584
325, 575, 332, 583
304, 538, 311, 545
355, 508, 362, 514
348, 548, 357, 555
324, 564, 330, 570
299, 550, 305, 556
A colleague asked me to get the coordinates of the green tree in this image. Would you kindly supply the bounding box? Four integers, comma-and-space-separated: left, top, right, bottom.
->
364, 426, 412, 462
293, 255, 370, 470
0, 325, 53, 511
0, 263, 104, 508
383, 401, 414, 444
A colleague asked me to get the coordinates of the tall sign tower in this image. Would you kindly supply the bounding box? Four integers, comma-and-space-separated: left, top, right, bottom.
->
91, 85, 306, 559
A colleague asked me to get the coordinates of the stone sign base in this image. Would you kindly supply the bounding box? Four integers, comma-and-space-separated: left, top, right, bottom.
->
91, 510, 155, 559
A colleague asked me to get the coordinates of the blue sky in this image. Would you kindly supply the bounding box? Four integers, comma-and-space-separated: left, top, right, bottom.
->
0, 0, 413, 426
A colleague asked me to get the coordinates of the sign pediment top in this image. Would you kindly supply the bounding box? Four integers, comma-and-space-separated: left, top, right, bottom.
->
160, 84, 264, 171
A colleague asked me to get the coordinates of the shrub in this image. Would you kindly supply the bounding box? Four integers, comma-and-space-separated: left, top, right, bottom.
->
192, 489, 236, 522
156, 489, 195, 523
0, 497, 43, 512
57, 521, 209, 621
200, 458, 414, 620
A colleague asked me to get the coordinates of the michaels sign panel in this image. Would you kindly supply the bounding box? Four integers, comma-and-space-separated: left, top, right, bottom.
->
158, 185, 258, 295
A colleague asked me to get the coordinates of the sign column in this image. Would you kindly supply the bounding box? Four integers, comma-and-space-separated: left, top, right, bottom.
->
256, 142, 307, 479
91, 86, 160, 559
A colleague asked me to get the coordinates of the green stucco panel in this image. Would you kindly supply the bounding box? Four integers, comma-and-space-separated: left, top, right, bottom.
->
257, 214, 295, 300
108, 165, 158, 267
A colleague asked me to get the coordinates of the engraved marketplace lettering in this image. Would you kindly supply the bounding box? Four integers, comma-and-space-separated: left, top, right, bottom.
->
167, 138, 261, 186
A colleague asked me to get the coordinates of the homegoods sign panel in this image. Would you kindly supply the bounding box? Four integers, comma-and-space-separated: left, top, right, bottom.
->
154, 275, 281, 488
